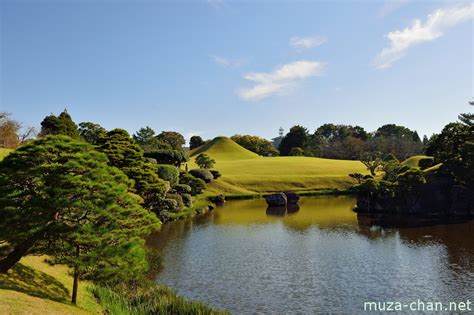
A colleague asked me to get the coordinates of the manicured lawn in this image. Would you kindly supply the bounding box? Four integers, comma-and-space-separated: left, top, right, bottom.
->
0, 256, 102, 315
189, 137, 367, 195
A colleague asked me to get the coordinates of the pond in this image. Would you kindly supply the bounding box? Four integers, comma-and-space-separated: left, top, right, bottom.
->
147, 196, 474, 314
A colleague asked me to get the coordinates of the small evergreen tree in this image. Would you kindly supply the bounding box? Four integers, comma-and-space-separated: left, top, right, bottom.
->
39, 110, 80, 138
78, 121, 106, 144
278, 125, 309, 156
195, 153, 215, 169
458, 101, 474, 126
156, 131, 185, 150
189, 135, 205, 150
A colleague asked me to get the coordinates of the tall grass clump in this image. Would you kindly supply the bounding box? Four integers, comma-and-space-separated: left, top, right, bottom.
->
92, 279, 228, 315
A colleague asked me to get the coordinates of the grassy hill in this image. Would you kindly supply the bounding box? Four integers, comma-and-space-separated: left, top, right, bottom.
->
190, 136, 260, 160
401, 155, 432, 167
189, 137, 367, 195
0, 256, 101, 315
0, 148, 13, 160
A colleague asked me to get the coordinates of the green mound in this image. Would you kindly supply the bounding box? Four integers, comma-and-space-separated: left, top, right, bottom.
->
401, 155, 433, 168
188, 137, 367, 195
0, 148, 13, 160
190, 137, 260, 161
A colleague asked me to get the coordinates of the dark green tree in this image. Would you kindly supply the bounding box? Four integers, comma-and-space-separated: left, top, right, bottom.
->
278, 125, 309, 156
289, 147, 304, 156
458, 101, 474, 126
195, 153, 215, 169
133, 127, 171, 152
360, 152, 382, 176
144, 149, 188, 167
134, 126, 156, 144
39, 110, 80, 139
78, 121, 106, 144
156, 131, 185, 150
231, 134, 279, 156
96, 129, 168, 206
189, 135, 205, 150
0, 136, 160, 304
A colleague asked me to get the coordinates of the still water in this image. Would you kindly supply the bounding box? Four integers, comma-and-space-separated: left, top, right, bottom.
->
147, 196, 474, 314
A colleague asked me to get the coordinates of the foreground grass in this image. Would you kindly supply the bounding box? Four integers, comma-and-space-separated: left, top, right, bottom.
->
92, 281, 228, 315
0, 256, 101, 315
189, 137, 367, 195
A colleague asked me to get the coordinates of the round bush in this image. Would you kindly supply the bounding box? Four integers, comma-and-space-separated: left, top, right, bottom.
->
165, 193, 184, 213
289, 147, 304, 156
181, 193, 192, 207
179, 173, 206, 195
189, 169, 214, 183
156, 164, 179, 185
146, 157, 157, 164
210, 170, 222, 179
173, 184, 192, 194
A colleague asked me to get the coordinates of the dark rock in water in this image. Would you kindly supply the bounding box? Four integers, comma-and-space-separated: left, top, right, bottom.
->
284, 191, 300, 205
264, 193, 287, 207
287, 204, 300, 214
266, 206, 287, 216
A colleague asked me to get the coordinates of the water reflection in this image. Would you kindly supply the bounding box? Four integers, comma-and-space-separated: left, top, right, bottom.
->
147, 196, 474, 314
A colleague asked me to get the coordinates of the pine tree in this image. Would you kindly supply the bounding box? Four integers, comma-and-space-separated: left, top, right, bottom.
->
189, 135, 205, 150
97, 129, 168, 206
39, 109, 80, 138
0, 136, 160, 303
78, 121, 107, 144
458, 101, 474, 126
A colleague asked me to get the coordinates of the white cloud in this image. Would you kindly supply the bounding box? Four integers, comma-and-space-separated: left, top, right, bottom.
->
209, 55, 245, 68
373, 4, 474, 69
290, 36, 327, 51
238, 60, 326, 101
378, 0, 411, 18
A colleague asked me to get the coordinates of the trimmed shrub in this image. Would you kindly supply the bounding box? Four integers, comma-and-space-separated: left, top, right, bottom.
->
210, 170, 222, 179
144, 149, 188, 167
156, 164, 179, 184
289, 147, 304, 156
165, 193, 184, 212
146, 157, 157, 164
189, 169, 214, 183
179, 173, 206, 195
182, 193, 192, 207
173, 184, 192, 195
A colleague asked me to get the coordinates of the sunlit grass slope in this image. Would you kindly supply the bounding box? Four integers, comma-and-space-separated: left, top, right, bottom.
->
0, 256, 101, 315
401, 155, 431, 167
0, 148, 13, 160
190, 136, 259, 160
189, 137, 367, 195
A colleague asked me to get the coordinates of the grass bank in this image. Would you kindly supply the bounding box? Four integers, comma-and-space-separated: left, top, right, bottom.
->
0, 256, 101, 315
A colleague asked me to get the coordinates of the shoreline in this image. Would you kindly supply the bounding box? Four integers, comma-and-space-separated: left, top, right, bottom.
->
208, 188, 354, 201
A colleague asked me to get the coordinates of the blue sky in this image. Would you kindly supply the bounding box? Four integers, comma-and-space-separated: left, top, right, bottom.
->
1, 0, 473, 142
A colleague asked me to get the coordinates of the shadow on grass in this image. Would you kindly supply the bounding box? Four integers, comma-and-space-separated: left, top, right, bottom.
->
0, 262, 69, 302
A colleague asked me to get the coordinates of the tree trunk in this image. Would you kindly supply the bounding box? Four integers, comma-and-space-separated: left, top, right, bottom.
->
71, 246, 80, 304
0, 235, 38, 273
